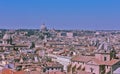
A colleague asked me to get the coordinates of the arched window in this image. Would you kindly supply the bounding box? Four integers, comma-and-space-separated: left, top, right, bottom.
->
90, 67, 94, 72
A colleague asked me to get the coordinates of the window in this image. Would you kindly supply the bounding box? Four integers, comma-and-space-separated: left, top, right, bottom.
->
90, 68, 94, 72
107, 66, 108, 68
104, 57, 107, 61
51, 68, 53, 70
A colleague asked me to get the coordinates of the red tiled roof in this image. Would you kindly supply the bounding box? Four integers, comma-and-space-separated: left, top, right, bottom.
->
14, 71, 26, 74
0, 44, 13, 47
71, 55, 94, 63
76, 71, 93, 74
29, 71, 40, 74
1, 69, 42, 74
0, 71, 2, 74
87, 58, 105, 65
45, 71, 65, 74
105, 59, 120, 66
1, 69, 14, 74
45, 62, 63, 67
87, 58, 120, 66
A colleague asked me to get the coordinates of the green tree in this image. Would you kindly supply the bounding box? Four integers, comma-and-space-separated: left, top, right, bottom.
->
67, 64, 72, 72
13, 47, 18, 51
110, 49, 116, 60
100, 65, 105, 74
30, 42, 35, 49
72, 65, 76, 73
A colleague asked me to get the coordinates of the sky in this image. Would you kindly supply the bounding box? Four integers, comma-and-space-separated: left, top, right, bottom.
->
0, 0, 120, 30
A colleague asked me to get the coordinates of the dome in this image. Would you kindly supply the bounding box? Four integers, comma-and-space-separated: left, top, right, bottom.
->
3, 33, 11, 40
40, 24, 47, 31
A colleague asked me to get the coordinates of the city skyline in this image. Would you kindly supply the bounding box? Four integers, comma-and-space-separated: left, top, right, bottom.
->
0, 0, 120, 30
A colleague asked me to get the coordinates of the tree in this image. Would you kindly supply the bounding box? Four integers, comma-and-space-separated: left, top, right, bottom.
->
30, 42, 35, 49
39, 34, 44, 40
110, 49, 116, 60
13, 47, 18, 51
72, 65, 76, 73
46, 57, 52, 62
67, 64, 72, 72
100, 65, 105, 74
26, 30, 34, 36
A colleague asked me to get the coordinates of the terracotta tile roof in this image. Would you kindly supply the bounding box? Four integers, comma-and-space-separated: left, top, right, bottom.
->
29, 71, 40, 74
0, 71, 2, 74
45, 62, 63, 67
87, 58, 105, 65
105, 59, 120, 66
0, 44, 13, 47
1, 69, 14, 74
14, 71, 41, 74
45, 71, 65, 74
87, 58, 120, 66
15, 44, 28, 47
14, 71, 26, 74
72, 55, 120, 66
71, 55, 94, 63
76, 71, 93, 74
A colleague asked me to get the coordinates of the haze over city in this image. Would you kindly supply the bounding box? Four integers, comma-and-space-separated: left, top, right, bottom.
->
0, 0, 120, 30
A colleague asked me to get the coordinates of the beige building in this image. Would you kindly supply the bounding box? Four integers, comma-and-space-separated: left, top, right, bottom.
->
70, 51, 120, 74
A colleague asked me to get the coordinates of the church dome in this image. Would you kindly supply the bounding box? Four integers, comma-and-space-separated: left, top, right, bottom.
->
40, 24, 47, 31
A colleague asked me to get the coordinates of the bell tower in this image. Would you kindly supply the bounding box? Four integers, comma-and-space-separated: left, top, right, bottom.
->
2, 33, 12, 45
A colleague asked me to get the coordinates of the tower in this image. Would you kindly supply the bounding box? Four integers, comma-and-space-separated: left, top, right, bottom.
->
2, 33, 12, 45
